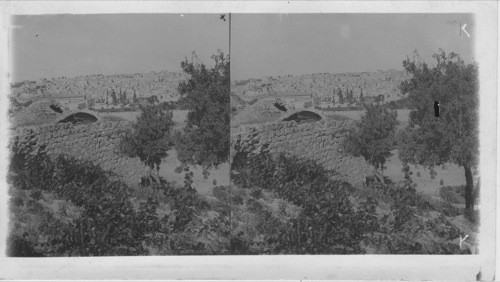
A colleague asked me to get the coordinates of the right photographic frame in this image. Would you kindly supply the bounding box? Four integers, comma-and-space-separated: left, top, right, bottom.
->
230, 13, 488, 256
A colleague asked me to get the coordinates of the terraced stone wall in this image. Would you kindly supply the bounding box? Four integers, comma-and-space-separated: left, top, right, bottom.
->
10, 121, 148, 186
232, 119, 371, 187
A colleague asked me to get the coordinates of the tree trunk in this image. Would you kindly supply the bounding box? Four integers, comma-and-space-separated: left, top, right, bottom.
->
373, 166, 385, 185
380, 166, 385, 185
151, 165, 160, 184
464, 166, 474, 210
472, 177, 480, 205
147, 165, 160, 187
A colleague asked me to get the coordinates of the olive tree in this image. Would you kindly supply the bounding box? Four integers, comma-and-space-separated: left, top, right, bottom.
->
121, 102, 175, 182
175, 50, 230, 169
342, 104, 399, 184
398, 50, 478, 209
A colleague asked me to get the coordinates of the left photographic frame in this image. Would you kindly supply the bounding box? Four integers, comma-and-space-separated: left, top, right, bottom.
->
7, 13, 231, 257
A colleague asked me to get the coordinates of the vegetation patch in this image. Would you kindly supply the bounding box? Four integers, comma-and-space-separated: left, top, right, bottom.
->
231, 152, 477, 254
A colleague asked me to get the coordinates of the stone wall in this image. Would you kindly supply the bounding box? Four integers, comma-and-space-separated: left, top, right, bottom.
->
10, 121, 148, 186
232, 119, 371, 187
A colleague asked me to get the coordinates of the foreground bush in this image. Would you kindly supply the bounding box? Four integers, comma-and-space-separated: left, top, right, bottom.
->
8, 153, 160, 256
8, 153, 231, 256
232, 152, 378, 254
231, 153, 477, 254
360, 164, 475, 254
439, 185, 466, 204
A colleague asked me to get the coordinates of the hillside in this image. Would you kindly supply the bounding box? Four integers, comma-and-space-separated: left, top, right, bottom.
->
11, 70, 186, 103
232, 69, 410, 103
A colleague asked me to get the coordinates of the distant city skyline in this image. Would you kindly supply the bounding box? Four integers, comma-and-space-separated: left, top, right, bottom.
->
232, 14, 474, 81
11, 14, 229, 82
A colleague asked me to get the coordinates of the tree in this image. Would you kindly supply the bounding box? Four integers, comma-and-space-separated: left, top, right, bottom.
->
337, 88, 344, 103
175, 50, 230, 168
398, 50, 478, 209
346, 87, 354, 103
359, 88, 364, 102
111, 89, 117, 105
146, 95, 158, 104
342, 104, 398, 184
121, 90, 127, 104
375, 94, 385, 104
133, 89, 138, 103
120, 102, 175, 181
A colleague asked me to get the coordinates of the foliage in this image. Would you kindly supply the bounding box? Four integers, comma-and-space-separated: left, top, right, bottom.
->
139, 178, 230, 255
233, 152, 465, 254
110, 89, 117, 105
342, 104, 398, 182
399, 49, 478, 209
133, 89, 138, 103
430, 167, 437, 179
232, 152, 377, 254
439, 185, 466, 204
120, 102, 175, 172
8, 153, 159, 256
175, 50, 230, 169
215, 185, 301, 254
361, 164, 472, 254
231, 149, 477, 254
119, 89, 127, 104
8, 152, 234, 256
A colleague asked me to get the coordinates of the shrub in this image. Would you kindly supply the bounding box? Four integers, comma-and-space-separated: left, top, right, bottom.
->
249, 188, 263, 199
363, 165, 468, 254
9, 153, 161, 256
232, 152, 378, 254
341, 104, 398, 184
430, 167, 437, 180
439, 186, 465, 204
10, 151, 233, 256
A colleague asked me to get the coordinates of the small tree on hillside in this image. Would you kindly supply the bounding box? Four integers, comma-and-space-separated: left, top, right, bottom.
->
398, 49, 479, 209
121, 90, 127, 104
120, 102, 175, 182
342, 104, 399, 184
337, 88, 344, 104
175, 50, 230, 169
133, 89, 138, 103
111, 89, 117, 105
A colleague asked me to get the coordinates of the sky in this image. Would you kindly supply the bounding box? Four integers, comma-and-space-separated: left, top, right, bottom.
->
11, 14, 229, 82
232, 14, 475, 81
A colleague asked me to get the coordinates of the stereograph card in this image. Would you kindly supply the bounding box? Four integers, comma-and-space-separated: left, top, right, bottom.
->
0, 1, 497, 281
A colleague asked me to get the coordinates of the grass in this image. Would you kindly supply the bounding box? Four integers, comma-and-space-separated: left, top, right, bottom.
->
439, 185, 466, 204
383, 150, 468, 197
